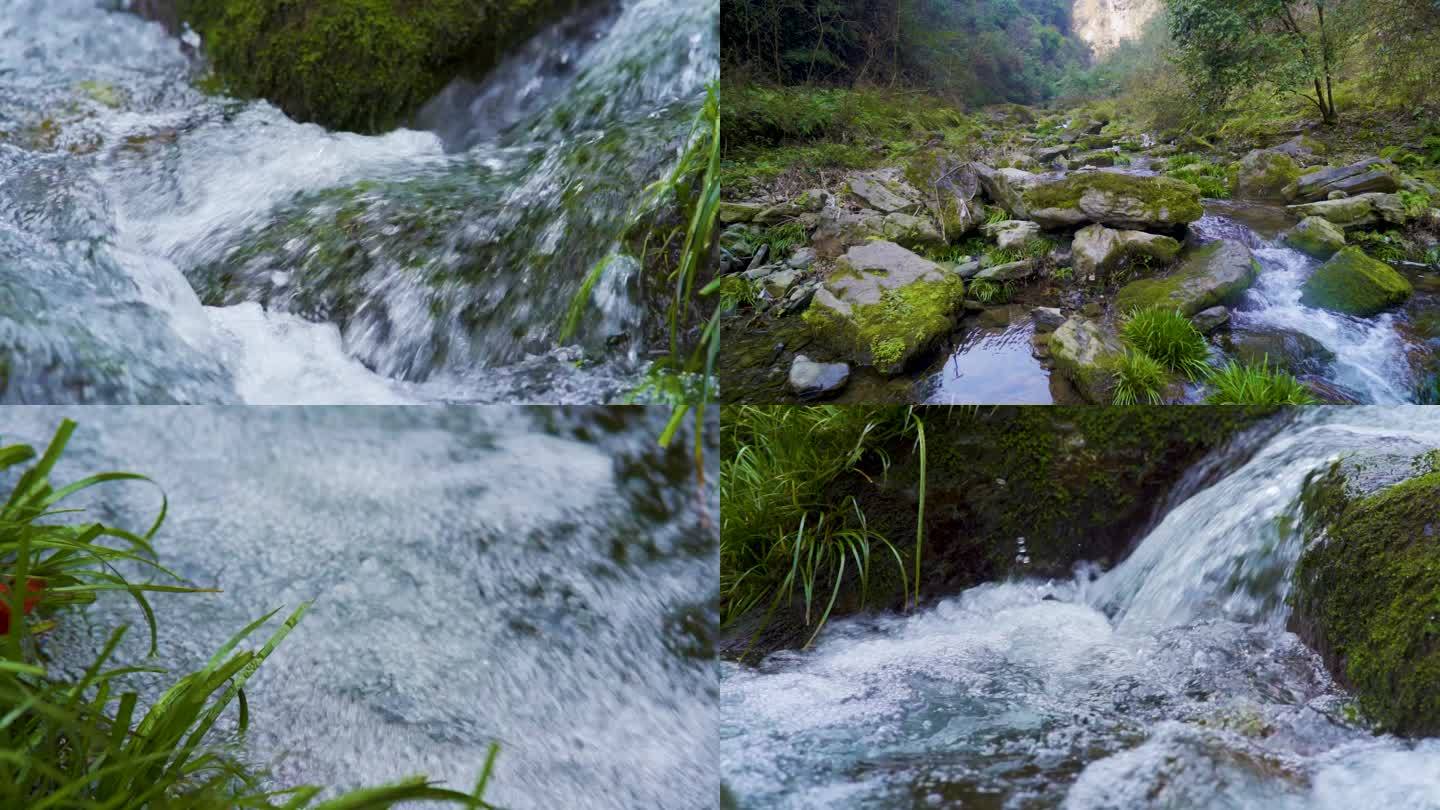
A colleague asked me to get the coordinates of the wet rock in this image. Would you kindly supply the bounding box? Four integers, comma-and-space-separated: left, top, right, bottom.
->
1285, 157, 1400, 203
1282, 216, 1346, 259
1232, 149, 1300, 200
1288, 193, 1408, 229
845, 169, 924, 214
1031, 307, 1066, 333
1190, 306, 1231, 334
984, 219, 1042, 250
788, 355, 850, 399
1290, 454, 1440, 735
1071, 223, 1181, 280
1228, 328, 1335, 375
1300, 247, 1412, 316
1114, 240, 1261, 316
974, 164, 1204, 230
1048, 316, 1123, 403
803, 241, 966, 375
745, 245, 770, 273
953, 259, 983, 279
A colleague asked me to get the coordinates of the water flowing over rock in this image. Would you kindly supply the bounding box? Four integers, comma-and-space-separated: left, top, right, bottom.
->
1300, 247, 1413, 316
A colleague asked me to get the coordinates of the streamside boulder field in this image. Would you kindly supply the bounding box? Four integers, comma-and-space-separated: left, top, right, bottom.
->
717, 99, 1440, 404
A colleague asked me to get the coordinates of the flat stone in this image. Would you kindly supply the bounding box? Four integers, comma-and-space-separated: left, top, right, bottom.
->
788, 355, 850, 399
984, 219, 1042, 250
1286, 158, 1399, 202
974, 259, 1039, 282
845, 170, 923, 214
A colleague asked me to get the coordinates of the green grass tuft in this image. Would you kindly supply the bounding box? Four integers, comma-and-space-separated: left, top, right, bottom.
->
1205, 359, 1320, 405
1110, 349, 1169, 405
1120, 307, 1211, 380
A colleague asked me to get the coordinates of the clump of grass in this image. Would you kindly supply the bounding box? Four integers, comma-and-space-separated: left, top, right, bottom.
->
1111, 349, 1169, 405
1351, 229, 1413, 263
1, 420, 500, 808
721, 406, 929, 651
1205, 358, 1320, 404
1121, 307, 1211, 380
969, 278, 1011, 304
760, 221, 807, 256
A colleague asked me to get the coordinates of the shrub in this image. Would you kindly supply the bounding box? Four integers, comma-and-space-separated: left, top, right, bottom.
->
1111, 349, 1169, 405
1120, 307, 1211, 380
1205, 359, 1320, 404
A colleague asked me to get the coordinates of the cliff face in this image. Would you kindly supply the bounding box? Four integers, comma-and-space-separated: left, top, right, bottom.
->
1072, 0, 1163, 58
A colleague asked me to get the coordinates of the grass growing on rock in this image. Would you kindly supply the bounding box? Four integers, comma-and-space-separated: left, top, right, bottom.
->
1110, 349, 1168, 405
1121, 307, 1210, 380
1205, 359, 1320, 405
1, 420, 501, 808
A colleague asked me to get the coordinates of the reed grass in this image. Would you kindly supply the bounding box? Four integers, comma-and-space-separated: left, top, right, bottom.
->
1, 420, 500, 809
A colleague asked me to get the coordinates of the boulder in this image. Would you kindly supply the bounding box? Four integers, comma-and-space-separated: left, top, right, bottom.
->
845, 169, 924, 214
1283, 216, 1347, 259
719, 202, 764, 224
1114, 240, 1260, 316
1191, 306, 1231, 334
975, 164, 1204, 230
1035, 144, 1072, 163
1228, 328, 1335, 375
1300, 247, 1412, 316
1287, 193, 1408, 230
1285, 158, 1400, 203
1272, 135, 1326, 162
1071, 149, 1118, 168
881, 212, 946, 252
984, 219, 1042, 250
788, 356, 850, 399
1289, 455, 1440, 735
1232, 149, 1301, 200
973, 259, 1038, 283
1071, 223, 1181, 280
903, 149, 986, 238
802, 241, 966, 375
786, 247, 817, 271
1031, 307, 1067, 333
1048, 316, 1124, 403
810, 207, 887, 257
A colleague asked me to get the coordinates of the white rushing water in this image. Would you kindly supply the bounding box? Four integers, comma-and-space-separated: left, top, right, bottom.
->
722, 407, 1440, 809
0, 0, 717, 404
5, 407, 718, 809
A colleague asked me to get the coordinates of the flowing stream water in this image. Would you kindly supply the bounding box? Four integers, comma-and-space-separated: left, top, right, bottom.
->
722, 407, 1440, 808
3, 408, 718, 808
0, 0, 717, 404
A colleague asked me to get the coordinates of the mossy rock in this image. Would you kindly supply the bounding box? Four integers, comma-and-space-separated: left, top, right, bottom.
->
174, 0, 587, 133
1114, 240, 1260, 317
802, 241, 965, 375
1019, 171, 1204, 230
1290, 455, 1440, 735
1282, 216, 1346, 259
1232, 149, 1300, 200
1300, 247, 1412, 316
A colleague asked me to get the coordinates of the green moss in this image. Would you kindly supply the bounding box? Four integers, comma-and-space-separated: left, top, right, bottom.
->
1114, 242, 1260, 316
803, 275, 966, 374
179, 0, 582, 133
1022, 172, 1203, 224
1300, 247, 1413, 316
1292, 462, 1440, 735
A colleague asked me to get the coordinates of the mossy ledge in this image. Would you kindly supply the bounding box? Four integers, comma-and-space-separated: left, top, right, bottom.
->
162, 0, 592, 133
1290, 454, 1440, 736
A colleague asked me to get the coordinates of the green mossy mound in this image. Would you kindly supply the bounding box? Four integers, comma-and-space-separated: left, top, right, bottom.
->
1300, 247, 1413, 316
1291, 455, 1440, 736
1114, 240, 1260, 316
177, 0, 586, 133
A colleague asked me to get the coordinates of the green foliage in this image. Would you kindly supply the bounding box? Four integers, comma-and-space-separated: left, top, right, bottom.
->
1165, 160, 1232, 199
178, 0, 576, 133
1110, 349, 1169, 405
1350, 229, 1411, 263
985, 207, 1009, 226
968, 278, 1010, 304
720, 406, 929, 650
1205, 358, 1320, 404
0, 420, 499, 808
1120, 307, 1211, 380
1398, 190, 1433, 219
760, 222, 807, 256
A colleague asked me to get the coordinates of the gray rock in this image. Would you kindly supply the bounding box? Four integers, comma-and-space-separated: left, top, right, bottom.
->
761, 269, 800, 299
746, 245, 770, 273
720, 224, 760, 258
1191, 306, 1231, 334
788, 355, 850, 398
719, 202, 764, 224
786, 247, 817, 270
1114, 240, 1261, 316
1286, 158, 1399, 203
1288, 193, 1408, 230
984, 219, 1042, 250
1048, 316, 1124, 404
974, 259, 1039, 282
954, 259, 983, 279
1229, 328, 1335, 375
1031, 307, 1066, 333
1283, 216, 1347, 259
973, 163, 1203, 230
845, 170, 924, 214
882, 212, 946, 251
1071, 223, 1182, 280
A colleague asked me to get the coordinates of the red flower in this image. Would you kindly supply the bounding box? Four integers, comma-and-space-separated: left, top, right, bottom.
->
0, 577, 45, 634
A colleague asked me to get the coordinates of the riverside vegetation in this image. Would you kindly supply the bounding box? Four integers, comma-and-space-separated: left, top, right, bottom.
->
717, 0, 1440, 405
0, 420, 499, 807
721, 406, 1440, 807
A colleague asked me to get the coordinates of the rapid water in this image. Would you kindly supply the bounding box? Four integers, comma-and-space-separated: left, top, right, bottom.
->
1190, 203, 1420, 404
0, 0, 717, 404
4, 407, 718, 809
722, 407, 1440, 809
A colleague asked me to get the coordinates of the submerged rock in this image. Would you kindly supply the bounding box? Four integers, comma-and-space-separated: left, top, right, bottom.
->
1283, 216, 1347, 259
1114, 240, 1260, 316
1300, 247, 1413, 316
1290, 453, 1440, 735
975, 165, 1204, 230
803, 241, 966, 375
787, 355, 849, 399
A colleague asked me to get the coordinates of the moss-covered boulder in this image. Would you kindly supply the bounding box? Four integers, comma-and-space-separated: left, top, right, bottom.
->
975, 166, 1204, 230
802, 241, 966, 375
1114, 240, 1260, 316
1300, 247, 1412, 316
1285, 157, 1401, 203
1232, 149, 1300, 200
1282, 216, 1346, 259
1048, 315, 1124, 403
1288, 193, 1408, 230
1290, 453, 1440, 735
162, 0, 588, 133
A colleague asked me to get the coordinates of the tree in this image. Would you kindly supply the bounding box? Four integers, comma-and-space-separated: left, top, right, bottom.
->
1166, 0, 1360, 124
